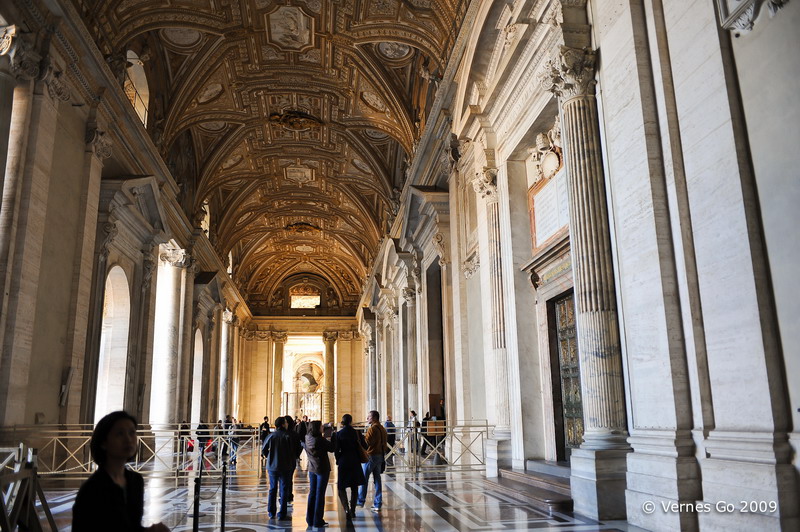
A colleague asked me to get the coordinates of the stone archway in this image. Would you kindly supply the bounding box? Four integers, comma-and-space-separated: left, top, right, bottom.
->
94, 265, 131, 423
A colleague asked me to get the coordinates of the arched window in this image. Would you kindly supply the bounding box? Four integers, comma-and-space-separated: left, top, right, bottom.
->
124, 50, 149, 126
95, 266, 131, 423
290, 280, 320, 308
190, 329, 204, 424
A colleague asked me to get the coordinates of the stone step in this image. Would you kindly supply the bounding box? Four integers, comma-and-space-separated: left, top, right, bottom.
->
500, 468, 571, 496
483, 475, 573, 515
526, 459, 571, 479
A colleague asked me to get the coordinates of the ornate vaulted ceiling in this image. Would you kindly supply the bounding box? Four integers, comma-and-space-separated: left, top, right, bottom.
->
73, 0, 466, 315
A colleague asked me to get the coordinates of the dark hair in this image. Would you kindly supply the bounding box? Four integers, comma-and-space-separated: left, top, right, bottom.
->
369, 410, 379, 422
286, 416, 296, 429
275, 416, 287, 428
309, 420, 323, 438
341, 413, 352, 426
410, 410, 417, 416
90, 411, 138, 466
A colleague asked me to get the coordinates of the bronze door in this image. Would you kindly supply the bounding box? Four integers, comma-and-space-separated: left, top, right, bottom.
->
554, 293, 584, 458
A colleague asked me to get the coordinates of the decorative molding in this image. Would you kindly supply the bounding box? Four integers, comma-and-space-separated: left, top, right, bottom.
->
401, 286, 416, 303
717, 0, 789, 35
323, 331, 339, 342
471, 167, 498, 200
529, 116, 563, 185
99, 222, 118, 261
141, 244, 157, 293
433, 232, 449, 266
86, 127, 113, 160
539, 46, 597, 101
255, 330, 272, 341
159, 247, 187, 267
1, 26, 40, 81
40, 56, 70, 101
463, 255, 480, 279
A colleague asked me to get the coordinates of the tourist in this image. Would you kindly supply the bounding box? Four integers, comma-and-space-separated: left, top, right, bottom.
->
357, 410, 389, 512
334, 414, 366, 520
72, 411, 170, 531
305, 420, 335, 528
261, 416, 299, 520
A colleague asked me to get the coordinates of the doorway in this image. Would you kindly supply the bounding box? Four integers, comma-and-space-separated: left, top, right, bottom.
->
547, 290, 584, 461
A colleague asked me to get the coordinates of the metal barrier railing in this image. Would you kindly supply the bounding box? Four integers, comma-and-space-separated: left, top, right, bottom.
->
0, 420, 490, 483
0, 444, 57, 531
354, 420, 490, 473
0, 425, 262, 484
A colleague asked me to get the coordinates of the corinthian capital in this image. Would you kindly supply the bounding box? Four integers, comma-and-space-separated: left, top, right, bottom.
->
159, 247, 187, 267
323, 331, 339, 343
272, 331, 288, 343
539, 46, 596, 101
401, 287, 416, 303
1, 26, 40, 81
471, 167, 498, 200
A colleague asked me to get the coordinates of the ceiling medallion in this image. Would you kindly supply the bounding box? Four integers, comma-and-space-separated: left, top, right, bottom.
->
377, 42, 412, 60
364, 129, 389, 141
268, 109, 323, 132
221, 154, 243, 169
352, 158, 371, 174
296, 244, 314, 253
266, 6, 314, 52
198, 121, 226, 132
197, 82, 223, 104
160, 28, 202, 50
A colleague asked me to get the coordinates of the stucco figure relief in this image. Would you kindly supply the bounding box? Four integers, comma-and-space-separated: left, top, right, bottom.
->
267, 6, 313, 51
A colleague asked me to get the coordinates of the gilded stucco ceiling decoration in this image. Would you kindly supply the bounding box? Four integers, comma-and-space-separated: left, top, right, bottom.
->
74, 0, 467, 314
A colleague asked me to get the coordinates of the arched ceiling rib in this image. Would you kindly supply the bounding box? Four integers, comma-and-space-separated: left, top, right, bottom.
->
76, 0, 467, 314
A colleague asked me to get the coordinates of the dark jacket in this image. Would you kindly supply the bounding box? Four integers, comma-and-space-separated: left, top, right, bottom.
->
334, 425, 367, 488
262, 427, 300, 473
72, 467, 144, 531
305, 433, 334, 475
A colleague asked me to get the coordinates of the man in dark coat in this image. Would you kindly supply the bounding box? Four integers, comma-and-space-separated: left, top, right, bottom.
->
334, 414, 367, 520
261, 416, 299, 520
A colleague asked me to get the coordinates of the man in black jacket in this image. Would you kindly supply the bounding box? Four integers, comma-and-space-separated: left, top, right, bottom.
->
261, 416, 300, 520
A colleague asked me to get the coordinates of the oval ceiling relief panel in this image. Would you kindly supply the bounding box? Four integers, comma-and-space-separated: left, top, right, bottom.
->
197, 83, 224, 104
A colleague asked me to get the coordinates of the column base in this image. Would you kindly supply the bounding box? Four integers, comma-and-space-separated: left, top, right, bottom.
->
485, 437, 512, 478
697, 453, 799, 531
570, 447, 630, 520
624, 438, 702, 531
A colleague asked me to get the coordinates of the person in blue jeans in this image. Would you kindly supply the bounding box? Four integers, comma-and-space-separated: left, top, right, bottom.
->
305, 420, 335, 527
357, 410, 389, 511
261, 416, 300, 520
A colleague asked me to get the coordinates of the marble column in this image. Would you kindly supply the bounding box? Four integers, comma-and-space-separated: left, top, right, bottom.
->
176, 250, 196, 422
323, 331, 337, 423
150, 247, 185, 426
402, 287, 418, 417
218, 309, 232, 418
541, 46, 630, 519
366, 339, 377, 410
0, 26, 20, 191
272, 331, 287, 420
471, 169, 511, 437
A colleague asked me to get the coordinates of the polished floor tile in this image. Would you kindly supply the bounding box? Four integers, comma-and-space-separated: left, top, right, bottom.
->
41, 467, 643, 531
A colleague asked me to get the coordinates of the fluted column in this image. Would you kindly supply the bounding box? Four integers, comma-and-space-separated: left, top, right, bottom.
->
176, 250, 196, 422
471, 169, 511, 437
541, 46, 628, 449
151, 247, 185, 425
323, 331, 337, 423
540, 46, 630, 519
402, 287, 418, 415
272, 331, 287, 420
218, 309, 233, 417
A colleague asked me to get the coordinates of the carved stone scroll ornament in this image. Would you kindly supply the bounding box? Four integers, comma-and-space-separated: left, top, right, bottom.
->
40, 56, 70, 102
141, 244, 157, 293
462, 255, 480, 279
272, 331, 288, 343
401, 286, 416, 303
538, 46, 597, 101
160, 247, 186, 267
86, 127, 113, 160
471, 167, 498, 200
99, 222, 119, 261
433, 232, 449, 266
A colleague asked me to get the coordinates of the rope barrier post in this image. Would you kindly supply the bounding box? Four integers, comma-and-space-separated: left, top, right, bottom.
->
221, 462, 227, 532
192, 443, 205, 532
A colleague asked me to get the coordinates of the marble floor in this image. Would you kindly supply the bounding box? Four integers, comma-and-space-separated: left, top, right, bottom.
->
39, 467, 644, 531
